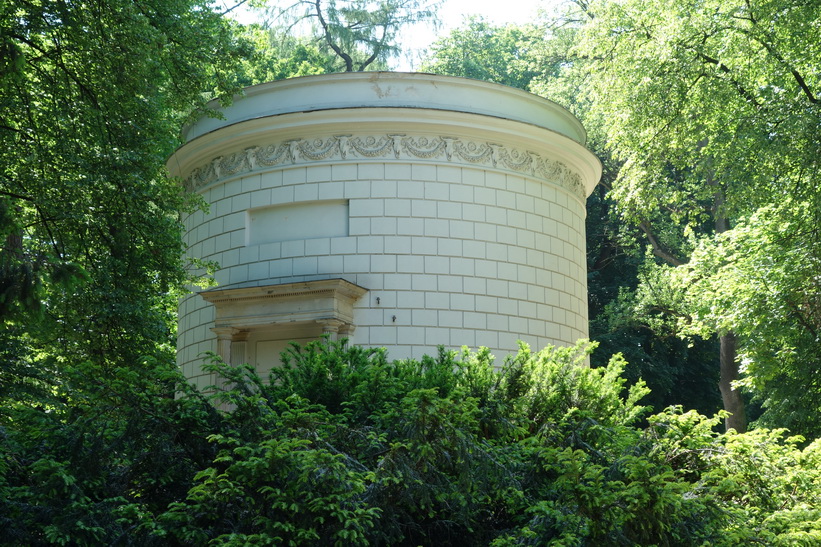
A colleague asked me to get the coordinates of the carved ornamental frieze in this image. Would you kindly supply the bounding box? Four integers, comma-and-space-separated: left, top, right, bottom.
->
183, 134, 587, 200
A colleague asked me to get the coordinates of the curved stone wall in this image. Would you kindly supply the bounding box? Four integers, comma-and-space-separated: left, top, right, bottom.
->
168, 72, 601, 388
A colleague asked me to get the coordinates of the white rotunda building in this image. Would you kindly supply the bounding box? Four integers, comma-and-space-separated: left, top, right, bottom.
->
168, 72, 601, 389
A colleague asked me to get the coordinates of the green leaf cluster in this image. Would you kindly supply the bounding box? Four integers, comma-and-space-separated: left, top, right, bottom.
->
421, 17, 545, 90
572, 0, 820, 222
235, 26, 340, 85
549, 0, 821, 432
676, 198, 821, 437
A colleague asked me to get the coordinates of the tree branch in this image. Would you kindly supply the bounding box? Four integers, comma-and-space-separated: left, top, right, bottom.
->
220, 0, 251, 16
639, 221, 685, 266
357, 21, 390, 71
734, 27, 819, 104
694, 51, 761, 107
313, 0, 354, 71
0, 188, 36, 202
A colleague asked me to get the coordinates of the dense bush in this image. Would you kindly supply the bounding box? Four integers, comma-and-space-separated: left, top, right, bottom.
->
1, 339, 819, 545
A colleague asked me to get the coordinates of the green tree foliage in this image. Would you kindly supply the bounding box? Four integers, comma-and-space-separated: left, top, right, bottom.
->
3, 339, 819, 544
585, 187, 723, 419
567, 0, 821, 435
0, 357, 221, 544
420, 17, 544, 89
236, 25, 341, 85
0, 0, 249, 403
253, 0, 440, 71
677, 200, 821, 438
572, 0, 819, 222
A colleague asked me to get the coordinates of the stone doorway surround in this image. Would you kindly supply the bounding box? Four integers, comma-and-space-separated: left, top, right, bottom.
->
200, 278, 366, 365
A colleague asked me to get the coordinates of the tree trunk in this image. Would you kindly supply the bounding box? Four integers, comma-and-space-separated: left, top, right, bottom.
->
713, 187, 746, 432
719, 332, 746, 432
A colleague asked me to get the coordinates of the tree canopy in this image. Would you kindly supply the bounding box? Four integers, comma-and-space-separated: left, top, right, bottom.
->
564, 0, 821, 435
235, 25, 339, 86
0, 0, 248, 413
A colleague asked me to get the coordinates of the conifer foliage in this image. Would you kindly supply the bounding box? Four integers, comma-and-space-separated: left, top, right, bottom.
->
3, 339, 818, 545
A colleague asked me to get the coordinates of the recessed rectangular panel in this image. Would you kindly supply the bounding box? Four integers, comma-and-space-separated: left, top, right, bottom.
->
248, 200, 348, 246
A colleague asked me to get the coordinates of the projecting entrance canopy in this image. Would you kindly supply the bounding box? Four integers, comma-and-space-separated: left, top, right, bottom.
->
200, 278, 367, 366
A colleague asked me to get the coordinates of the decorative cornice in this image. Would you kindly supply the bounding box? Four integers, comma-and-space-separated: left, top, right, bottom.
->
200, 278, 367, 306
184, 134, 587, 200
